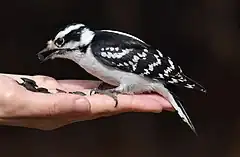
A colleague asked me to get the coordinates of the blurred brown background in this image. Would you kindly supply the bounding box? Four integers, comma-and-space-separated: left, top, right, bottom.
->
0, 0, 239, 157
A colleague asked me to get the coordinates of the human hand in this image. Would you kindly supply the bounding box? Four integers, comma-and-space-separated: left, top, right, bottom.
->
0, 73, 173, 130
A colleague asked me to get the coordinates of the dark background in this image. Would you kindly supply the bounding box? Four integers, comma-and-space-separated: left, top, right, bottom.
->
0, 0, 239, 157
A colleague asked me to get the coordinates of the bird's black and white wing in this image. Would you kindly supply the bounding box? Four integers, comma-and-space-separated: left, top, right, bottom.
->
91, 30, 206, 92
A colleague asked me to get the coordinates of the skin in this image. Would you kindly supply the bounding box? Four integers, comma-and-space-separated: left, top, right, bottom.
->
0, 73, 173, 131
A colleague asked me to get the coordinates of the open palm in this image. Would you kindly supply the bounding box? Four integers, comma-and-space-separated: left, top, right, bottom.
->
0, 73, 173, 130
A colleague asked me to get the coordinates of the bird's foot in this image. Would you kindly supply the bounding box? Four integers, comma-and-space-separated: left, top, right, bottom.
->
97, 82, 115, 90
90, 88, 119, 107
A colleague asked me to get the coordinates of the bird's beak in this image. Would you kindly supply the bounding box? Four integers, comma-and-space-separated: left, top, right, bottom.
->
37, 47, 58, 63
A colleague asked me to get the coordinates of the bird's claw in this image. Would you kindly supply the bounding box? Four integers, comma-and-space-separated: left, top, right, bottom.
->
89, 88, 98, 95
90, 88, 119, 107
89, 82, 114, 95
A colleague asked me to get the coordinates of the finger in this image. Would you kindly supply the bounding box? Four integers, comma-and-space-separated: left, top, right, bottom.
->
55, 80, 174, 112
1, 91, 91, 118
85, 94, 173, 116
58, 80, 101, 91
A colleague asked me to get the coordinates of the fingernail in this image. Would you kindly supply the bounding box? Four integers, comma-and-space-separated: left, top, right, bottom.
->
75, 98, 90, 112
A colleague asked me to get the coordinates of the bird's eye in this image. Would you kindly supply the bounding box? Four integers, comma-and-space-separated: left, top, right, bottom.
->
55, 38, 65, 47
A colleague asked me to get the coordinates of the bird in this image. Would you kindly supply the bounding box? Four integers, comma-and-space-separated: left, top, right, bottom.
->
37, 23, 206, 134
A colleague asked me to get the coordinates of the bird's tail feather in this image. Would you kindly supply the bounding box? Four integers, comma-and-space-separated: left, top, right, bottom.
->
180, 74, 207, 93
168, 91, 197, 135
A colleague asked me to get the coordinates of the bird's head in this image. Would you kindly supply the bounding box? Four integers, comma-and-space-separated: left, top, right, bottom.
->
37, 23, 95, 62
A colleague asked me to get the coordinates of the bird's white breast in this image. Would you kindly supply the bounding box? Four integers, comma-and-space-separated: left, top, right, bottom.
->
76, 47, 152, 88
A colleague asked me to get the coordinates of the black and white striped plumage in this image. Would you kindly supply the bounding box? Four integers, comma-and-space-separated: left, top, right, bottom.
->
37, 23, 206, 134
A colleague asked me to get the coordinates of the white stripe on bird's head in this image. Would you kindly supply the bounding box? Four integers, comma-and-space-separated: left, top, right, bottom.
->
55, 23, 85, 40
53, 23, 95, 48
